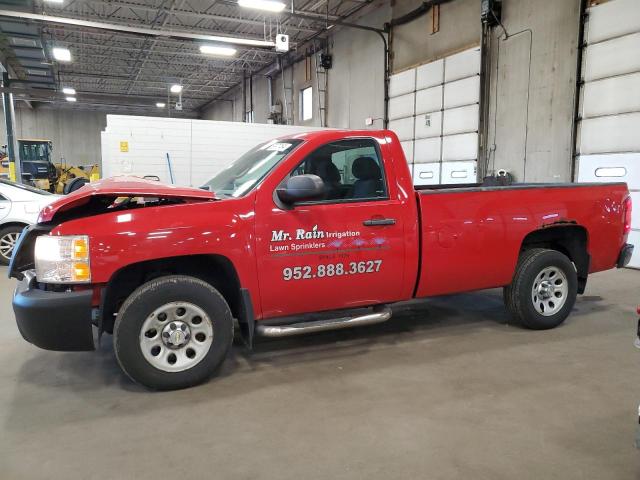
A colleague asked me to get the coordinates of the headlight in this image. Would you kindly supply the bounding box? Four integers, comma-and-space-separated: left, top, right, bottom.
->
34, 235, 91, 283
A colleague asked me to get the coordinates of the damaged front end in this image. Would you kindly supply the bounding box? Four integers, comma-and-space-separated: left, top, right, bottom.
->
8, 176, 218, 352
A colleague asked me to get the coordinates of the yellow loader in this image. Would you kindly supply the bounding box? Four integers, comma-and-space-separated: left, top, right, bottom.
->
0, 139, 99, 193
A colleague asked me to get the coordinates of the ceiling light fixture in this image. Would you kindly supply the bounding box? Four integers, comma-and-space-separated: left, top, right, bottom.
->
199, 44, 237, 56
238, 0, 286, 13
52, 47, 71, 62
62, 87, 76, 95
44, 0, 64, 3
156, 102, 166, 108
170, 84, 183, 94
66, 96, 76, 102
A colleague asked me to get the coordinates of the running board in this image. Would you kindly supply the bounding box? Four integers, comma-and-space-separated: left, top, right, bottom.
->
256, 306, 392, 338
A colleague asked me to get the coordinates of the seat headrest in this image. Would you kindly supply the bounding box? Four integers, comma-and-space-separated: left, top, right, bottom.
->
311, 158, 341, 183
352, 156, 381, 180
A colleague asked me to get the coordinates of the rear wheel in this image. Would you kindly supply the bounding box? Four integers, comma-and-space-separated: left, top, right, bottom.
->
0, 225, 24, 266
504, 248, 578, 330
63, 177, 89, 194
114, 275, 233, 390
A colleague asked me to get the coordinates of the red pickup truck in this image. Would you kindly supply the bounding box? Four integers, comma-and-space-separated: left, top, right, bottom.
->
9, 130, 634, 390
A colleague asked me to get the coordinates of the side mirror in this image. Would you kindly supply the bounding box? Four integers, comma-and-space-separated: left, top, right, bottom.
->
276, 174, 325, 205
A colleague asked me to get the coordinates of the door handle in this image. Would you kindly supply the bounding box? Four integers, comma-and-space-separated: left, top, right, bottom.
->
0, 204, 7, 210
363, 218, 396, 226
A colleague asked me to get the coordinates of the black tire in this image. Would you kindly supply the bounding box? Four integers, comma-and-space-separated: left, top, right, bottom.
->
0, 224, 25, 266
114, 275, 234, 390
64, 177, 89, 194
504, 248, 578, 330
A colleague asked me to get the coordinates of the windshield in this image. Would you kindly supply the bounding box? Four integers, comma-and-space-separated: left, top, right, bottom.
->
0, 178, 52, 195
202, 139, 303, 198
19, 141, 51, 162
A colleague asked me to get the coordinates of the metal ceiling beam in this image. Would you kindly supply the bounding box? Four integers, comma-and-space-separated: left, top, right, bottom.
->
0, 85, 194, 108
48, 34, 267, 61
57, 71, 236, 92
44, 25, 280, 57
65, 50, 270, 71
287, 9, 386, 34
0, 9, 276, 47
126, 0, 183, 94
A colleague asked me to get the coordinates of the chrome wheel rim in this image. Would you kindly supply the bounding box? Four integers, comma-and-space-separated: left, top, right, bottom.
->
0, 232, 19, 261
531, 266, 568, 316
139, 302, 214, 372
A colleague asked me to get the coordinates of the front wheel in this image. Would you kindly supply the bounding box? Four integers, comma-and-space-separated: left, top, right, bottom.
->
0, 225, 24, 266
504, 248, 578, 330
114, 275, 234, 390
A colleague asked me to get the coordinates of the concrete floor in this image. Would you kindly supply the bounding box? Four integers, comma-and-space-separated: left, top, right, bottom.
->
0, 266, 639, 479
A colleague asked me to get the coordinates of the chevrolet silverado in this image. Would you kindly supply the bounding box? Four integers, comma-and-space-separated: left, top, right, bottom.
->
9, 130, 634, 390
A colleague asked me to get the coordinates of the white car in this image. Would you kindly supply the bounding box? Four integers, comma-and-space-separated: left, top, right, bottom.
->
0, 179, 59, 265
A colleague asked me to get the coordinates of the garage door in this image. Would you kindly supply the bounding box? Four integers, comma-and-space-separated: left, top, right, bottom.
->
388, 46, 481, 186
576, 0, 640, 268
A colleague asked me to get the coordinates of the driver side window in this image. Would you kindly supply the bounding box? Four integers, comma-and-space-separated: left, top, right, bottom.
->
290, 138, 387, 202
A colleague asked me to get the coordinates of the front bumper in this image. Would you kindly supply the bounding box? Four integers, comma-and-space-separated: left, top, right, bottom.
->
13, 272, 96, 351
617, 243, 634, 268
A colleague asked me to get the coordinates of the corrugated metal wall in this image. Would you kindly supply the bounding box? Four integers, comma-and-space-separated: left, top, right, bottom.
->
388, 47, 481, 185
576, 0, 640, 267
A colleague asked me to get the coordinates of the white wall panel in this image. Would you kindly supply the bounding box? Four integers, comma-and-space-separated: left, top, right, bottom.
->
579, 112, 640, 154
580, 0, 640, 268
416, 59, 444, 90
102, 115, 326, 186
582, 72, 640, 119
102, 117, 192, 185
583, 32, 640, 82
444, 47, 481, 82
400, 140, 414, 163
443, 104, 479, 135
414, 137, 441, 163
442, 133, 478, 161
389, 46, 480, 184
587, 0, 640, 44
577, 153, 640, 190
389, 69, 416, 97
441, 161, 477, 184
414, 111, 442, 139
412, 163, 441, 185
415, 86, 443, 115
388, 93, 416, 121
388, 116, 415, 141
443, 76, 480, 109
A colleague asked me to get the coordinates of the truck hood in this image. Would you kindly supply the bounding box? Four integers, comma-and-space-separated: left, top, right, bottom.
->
39, 176, 215, 223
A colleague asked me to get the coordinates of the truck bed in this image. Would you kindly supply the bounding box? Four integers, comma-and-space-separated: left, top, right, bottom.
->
413, 182, 630, 298
415, 181, 627, 194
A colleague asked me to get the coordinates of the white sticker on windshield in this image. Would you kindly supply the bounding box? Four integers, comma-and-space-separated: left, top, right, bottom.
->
265, 142, 292, 152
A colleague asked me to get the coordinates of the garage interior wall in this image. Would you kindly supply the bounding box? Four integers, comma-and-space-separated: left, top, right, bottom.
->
576, 0, 640, 267
0, 106, 106, 167
391, 0, 481, 72
485, 0, 581, 182
0, 0, 610, 188
201, 2, 391, 129
202, 0, 583, 186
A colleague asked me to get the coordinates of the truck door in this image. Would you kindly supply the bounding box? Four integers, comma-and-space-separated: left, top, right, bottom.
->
255, 137, 407, 319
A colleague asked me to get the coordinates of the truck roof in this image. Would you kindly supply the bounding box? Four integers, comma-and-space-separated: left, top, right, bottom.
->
275, 129, 392, 143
